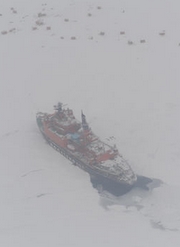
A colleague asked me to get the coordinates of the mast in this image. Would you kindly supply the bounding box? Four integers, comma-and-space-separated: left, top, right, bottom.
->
81, 111, 89, 131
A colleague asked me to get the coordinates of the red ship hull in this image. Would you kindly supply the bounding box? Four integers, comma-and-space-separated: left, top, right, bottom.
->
36, 103, 137, 193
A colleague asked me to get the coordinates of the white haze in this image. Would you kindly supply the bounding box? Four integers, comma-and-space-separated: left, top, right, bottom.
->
0, 0, 180, 246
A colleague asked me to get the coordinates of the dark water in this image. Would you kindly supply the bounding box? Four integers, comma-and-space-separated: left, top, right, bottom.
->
90, 174, 162, 196
90, 174, 163, 212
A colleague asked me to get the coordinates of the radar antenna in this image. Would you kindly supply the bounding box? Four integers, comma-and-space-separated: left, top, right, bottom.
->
54, 102, 63, 113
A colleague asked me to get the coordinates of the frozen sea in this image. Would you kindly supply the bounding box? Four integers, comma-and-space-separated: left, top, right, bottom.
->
0, 0, 180, 246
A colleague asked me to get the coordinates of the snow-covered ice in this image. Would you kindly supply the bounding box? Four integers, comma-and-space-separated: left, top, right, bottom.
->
0, 0, 180, 246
